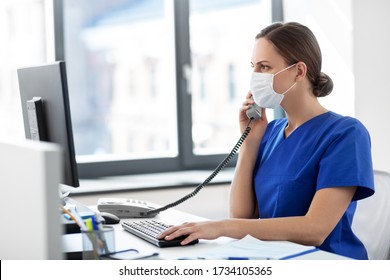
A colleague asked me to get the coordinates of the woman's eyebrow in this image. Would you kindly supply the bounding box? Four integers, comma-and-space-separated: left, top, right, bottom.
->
254, 60, 271, 66
251, 60, 271, 68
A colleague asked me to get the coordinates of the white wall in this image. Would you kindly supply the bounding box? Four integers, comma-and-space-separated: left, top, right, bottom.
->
353, 0, 390, 172
283, 0, 389, 172
283, 0, 355, 117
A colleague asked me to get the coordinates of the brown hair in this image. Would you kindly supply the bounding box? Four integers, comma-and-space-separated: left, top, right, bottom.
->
256, 22, 333, 97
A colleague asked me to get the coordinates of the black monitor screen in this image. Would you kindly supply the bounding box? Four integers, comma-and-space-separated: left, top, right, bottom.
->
17, 61, 79, 188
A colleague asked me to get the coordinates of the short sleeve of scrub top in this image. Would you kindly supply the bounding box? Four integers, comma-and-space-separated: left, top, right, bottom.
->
253, 111, 375, 259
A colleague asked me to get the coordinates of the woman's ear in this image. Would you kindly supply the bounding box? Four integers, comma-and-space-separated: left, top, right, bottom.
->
295, 61, 307, 81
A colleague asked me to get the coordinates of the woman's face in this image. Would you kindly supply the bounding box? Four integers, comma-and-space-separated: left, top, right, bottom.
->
251, 38, 296, 94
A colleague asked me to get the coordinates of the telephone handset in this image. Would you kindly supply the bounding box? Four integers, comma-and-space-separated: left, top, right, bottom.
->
246, 97, 262, 121
99, 99, 260, 219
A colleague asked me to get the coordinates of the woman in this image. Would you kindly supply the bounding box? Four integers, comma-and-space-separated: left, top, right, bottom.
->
158, 22, 375, 259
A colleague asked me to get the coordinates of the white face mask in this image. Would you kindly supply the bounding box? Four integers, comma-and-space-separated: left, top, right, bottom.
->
250, 64, 297, 109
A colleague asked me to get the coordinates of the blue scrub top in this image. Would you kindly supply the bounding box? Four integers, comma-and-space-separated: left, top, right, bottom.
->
253, 111, 375, 259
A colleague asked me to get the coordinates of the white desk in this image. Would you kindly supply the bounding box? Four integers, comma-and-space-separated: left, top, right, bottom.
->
62, 207, 350, 260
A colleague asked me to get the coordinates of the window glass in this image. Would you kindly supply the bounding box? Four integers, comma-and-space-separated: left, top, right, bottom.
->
189, 0, 272, 155
63, 0, 177, 161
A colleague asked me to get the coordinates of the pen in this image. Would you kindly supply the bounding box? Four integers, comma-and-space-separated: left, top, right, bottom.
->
94, 212, 105, 230
227, 256, 270, 260
227, 257, 249, 260
69, 207, 88, 231
178, 257, 254, 260
178, 256, 268, 260
60, 205, 87, 231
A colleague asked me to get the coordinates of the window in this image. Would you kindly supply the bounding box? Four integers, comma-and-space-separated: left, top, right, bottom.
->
189, 0, 272, 156
58, 0, 272, 178
63, 0, 177, 160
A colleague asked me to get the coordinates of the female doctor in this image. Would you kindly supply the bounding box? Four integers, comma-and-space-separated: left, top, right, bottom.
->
158, 22, 375, 259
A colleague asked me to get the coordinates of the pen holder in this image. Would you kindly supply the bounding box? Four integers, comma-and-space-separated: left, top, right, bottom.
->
81, 226, 115, 260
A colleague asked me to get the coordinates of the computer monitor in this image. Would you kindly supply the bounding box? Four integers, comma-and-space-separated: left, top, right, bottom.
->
17, 61, 79, 188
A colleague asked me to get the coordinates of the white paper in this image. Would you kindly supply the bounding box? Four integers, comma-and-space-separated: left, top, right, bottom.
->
198, 235, 317, 260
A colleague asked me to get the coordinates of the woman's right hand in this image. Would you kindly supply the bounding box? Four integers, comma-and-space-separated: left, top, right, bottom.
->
229, 92, 267, 219
239, 91, 268, 148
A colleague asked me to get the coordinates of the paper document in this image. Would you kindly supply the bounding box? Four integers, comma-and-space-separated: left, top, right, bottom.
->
199, 235, 317, 260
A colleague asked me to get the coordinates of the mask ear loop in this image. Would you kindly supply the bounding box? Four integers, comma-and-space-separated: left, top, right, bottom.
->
273, 63, 298, 95
280, 81, 297, 95
274, 63, 297, 76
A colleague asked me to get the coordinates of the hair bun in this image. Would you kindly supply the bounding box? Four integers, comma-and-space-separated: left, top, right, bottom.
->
314, 72, 333, 97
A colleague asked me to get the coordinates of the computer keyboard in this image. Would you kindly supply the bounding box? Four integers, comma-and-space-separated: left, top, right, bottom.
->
122, 220, 199, 248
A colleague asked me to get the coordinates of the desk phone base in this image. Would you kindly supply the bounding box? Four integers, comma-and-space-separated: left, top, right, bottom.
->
122, 220, 199, 248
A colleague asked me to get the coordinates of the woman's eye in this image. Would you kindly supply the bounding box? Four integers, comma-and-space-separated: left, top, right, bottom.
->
260, 65, 269, 71
252, 63, 270, 72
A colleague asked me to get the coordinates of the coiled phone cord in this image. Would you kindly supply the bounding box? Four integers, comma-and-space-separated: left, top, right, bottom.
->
145, 119, 253, 217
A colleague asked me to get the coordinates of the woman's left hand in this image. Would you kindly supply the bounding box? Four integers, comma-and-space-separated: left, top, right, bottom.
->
157, 220, 225, 245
